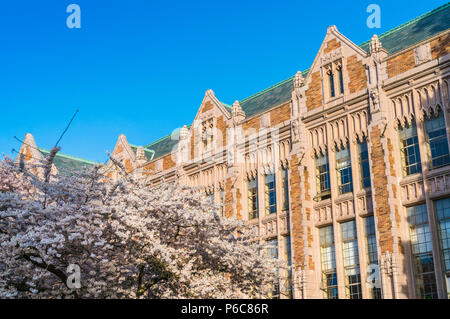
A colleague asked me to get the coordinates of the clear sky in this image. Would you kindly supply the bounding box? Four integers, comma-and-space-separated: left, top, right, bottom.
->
1, 0, 448, 163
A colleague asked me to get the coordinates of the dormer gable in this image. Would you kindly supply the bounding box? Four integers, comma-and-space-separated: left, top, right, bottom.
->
303, 26, 370, 112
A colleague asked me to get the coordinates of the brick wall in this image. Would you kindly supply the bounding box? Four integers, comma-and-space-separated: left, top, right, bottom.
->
201, 101, 213, 113
216, 115, 227, 148
143, 161, 156, 175
243, 117, 260, 136
347, 55, 367, 94
225, 177, 234, 218
162, 154, 176, 170
305, 71, 322, 112
386, 49, 416, 78
289, 155, 305, 268
370, 126, 394, 254
270, 103, 291, 126
323, 39, 341, 54
431, 33, 450, 59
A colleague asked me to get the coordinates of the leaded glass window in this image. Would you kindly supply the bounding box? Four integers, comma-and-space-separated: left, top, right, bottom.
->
320, 226, 338, 299
247, 178, 258, 220
425, 112, 450, 169
316, 155, 331, 200
364, 216, 382, 299
359, 141, 371, 189
408, 204, 438, 299
265, 174, 276, 215
341, 220, 362, 299
399, 123, 422, 176
336, 147, 353, 194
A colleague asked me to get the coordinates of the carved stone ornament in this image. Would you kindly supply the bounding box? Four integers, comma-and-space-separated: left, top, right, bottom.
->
322, 48, 342, 65
294, 71, 304, 89
369, 89, 380, 112
292, 119, 300, 142
414, 43, 432, 65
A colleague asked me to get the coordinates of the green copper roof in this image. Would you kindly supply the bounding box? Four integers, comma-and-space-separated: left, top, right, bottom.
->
144, 125, 192, 159
359, 2, 450, 54
144, 3, 450, 161
39, 148, 102, 175
129, 144, 155, 161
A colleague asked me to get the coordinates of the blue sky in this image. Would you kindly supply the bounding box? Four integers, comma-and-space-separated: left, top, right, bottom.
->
0, 0, 447, 163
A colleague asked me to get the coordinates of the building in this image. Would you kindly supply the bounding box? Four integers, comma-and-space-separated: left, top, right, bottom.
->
17, 3, 450, 299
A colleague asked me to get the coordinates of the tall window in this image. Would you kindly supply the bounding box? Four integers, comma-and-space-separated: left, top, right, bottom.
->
364, 216, 382, 299
281, 168, 289, 211
219, 188, 225, 217
399, 123, 422, 176
425, 112, 450, 169
336, 147, 353, 194
341, 220, 362, 299
283, 236, 293, 298
267, 239, 280, 299
247, 178, 258, 220
320, 226, 338, 299
358, 141, 371, 189
316, 155, 331, 200
337, 66, 344, 95
435, 198, 450, 298
328, 71, 335, 98
265, 174, 277, 215
407, 204, 438, 299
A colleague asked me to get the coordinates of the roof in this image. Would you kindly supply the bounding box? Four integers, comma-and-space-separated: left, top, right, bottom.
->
129, 144, 155, 161
143, 3, 450, 161
359, 3, 450, 54
39, 148, 102, 175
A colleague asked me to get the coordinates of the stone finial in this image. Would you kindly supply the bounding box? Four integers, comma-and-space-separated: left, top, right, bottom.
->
294, 71, 304, 89
205, 89, 215, 98
180, 125, 189, 141
370, 35, 382, 54
327, 25, 338, 34
136, 146, 146, 162
231, 100, 245, 124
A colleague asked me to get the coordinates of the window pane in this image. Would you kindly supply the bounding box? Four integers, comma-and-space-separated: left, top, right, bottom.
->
329, 72, 335, 98
408, 204, 438, 299
435, 198, 450, 298
364, 216, 382, 299
425, 113, 450, 169
336, 147, 353, 194
399, 123, 422, 176
247, 178, 258, 219
282, 168, 289, 211
341, 220, 362, 299
316, 155, 331, 200
359, 142, 371, 189
265, 174, 276, 214
320, 226, 338, 299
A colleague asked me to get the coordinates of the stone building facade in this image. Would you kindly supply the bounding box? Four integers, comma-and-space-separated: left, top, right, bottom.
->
17, 4, 450, 299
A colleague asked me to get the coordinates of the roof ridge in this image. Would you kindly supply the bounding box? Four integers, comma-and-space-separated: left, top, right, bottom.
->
39, 148, 102, 165
359, 2, 450, 48
129, 143, 155, 153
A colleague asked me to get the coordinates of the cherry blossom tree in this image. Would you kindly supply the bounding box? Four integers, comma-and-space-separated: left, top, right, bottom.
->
0, 152, 282, 299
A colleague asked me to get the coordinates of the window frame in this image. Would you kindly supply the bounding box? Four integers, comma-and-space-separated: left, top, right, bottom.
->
336, 146, 353, 195
398, 123, 422, 176
247, 177, 258, 220
425, 112, 450, 169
